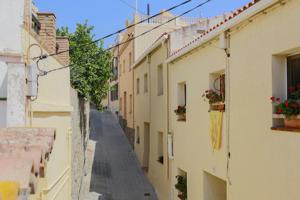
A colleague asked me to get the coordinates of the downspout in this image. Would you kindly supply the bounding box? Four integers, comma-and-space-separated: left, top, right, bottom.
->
147, 54, 151, 124
224, 31, 232, 185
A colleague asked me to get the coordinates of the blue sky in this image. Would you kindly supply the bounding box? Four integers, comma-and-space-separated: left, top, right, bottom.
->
35, 0, 250, 47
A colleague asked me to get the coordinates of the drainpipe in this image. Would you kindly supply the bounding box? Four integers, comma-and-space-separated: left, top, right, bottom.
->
224, 31, 232, 185
147, 54, 151, 124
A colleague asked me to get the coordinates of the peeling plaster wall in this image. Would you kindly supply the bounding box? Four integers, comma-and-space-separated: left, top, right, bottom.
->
0, 0, 25, 54
6, 63, 26, 127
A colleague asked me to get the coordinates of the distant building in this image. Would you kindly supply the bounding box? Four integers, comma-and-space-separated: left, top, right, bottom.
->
110, 11, 204, 148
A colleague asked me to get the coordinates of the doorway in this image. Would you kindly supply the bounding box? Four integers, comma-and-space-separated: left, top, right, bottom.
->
143, 122, 150, 171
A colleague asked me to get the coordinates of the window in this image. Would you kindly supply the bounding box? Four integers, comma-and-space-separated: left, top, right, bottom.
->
208, 71, 225, 111
120, 98, 122, 112
129, 94, 133, 114
119, 64, 122, 76
124, 92, 127, 119
210, 72, 225, 99
31, 14, 41, 34
176, 82, 187, 121
129, 52, 132, 69
136, 78, 140, 94
271, 54, 300, 130
157, 64, 163, 96
287, 55, 300, 98
203, 172, 227, 200
136, 126, 140, 144
110, 84, 118, 101
144, 73, 148, 93
178, 82, 187, 106
157, 132, 164, 164
123, 60, 125, 73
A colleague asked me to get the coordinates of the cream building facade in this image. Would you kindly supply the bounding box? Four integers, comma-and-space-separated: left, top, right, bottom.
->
133, 0, 300, 199
133, 33, 170, 200
116, 13, 200, 147
166, 0, 300, 199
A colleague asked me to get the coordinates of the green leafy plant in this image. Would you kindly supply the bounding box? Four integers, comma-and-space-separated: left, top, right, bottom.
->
174, 106, 186, 115
202, 89, 224, 104
270, 96, 300, 118
57, 21, 112, 110
175, 175, 187, 200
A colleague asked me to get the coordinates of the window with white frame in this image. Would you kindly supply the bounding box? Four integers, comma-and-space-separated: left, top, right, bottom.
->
157, 132, 164, 164
136, 78, 140, 94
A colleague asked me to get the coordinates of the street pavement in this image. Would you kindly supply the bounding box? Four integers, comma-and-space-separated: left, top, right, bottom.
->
89, 110, 158, 200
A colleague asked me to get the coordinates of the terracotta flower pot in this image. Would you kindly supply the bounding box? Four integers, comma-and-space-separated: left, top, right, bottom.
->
284, 118, 300, 128
211, 103, 225, 111
177, 113, 186, 121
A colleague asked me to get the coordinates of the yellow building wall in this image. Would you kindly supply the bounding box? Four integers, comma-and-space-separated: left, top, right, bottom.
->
23, 31, 72, 200
229, 1, 300, 199
148, 44, 171, 200
168, 0, 300, 200
134, 43, 172, 200
169, 41, 227, 200
134, 58, 150, 163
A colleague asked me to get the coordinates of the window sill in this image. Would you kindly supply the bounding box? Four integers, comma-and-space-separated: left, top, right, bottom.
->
271, 126, 300, 133
273, 114, 300, 119
177, 119, 186, 122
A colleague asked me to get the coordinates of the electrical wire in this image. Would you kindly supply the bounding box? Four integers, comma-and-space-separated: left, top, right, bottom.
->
33, 0, 192, 60
37, 0, 213, 76
117, 0, 145, 14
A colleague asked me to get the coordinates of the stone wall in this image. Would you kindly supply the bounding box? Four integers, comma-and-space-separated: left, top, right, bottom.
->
71, 88, 90, 200
118, 116, 135, 149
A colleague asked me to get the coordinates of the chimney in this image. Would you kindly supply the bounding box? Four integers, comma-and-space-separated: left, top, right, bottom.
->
37, 12, 56, 54
55, 37, 70, 66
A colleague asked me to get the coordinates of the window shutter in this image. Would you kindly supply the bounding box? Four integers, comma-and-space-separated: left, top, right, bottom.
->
220, 74, 225, 100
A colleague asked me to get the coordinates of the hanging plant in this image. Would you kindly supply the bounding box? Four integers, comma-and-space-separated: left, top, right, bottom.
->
175, 175, 187, 200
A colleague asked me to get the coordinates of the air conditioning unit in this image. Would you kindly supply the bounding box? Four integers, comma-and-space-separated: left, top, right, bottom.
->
27, 64, 38, 97
167, 133, 174, 159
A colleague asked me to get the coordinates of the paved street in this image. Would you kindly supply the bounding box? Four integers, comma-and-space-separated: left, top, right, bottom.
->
89, 110, 158, 200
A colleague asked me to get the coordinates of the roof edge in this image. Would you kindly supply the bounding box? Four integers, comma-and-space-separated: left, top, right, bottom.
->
166, 0, 280, 63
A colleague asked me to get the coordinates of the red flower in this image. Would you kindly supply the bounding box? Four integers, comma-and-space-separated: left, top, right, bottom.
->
276, 98, 280, 102
285, 101, 289, 107
277, 108, 283, 114
270, 96, 275, 101
288, 87, 295, 93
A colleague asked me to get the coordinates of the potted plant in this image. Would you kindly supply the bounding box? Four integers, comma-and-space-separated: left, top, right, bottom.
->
271, 94, 300, 128
175, 175, 187, 200
174, 105, 186, 121
202, 89, 225, 111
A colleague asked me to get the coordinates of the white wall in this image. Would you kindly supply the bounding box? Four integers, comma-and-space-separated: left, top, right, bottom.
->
0, 61, 8, 98
0, 0, 25, 54
0, 61, 7, 127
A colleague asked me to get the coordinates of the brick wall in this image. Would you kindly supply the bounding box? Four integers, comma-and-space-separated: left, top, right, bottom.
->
37, 12, 56, 54
56, 37, 70, 66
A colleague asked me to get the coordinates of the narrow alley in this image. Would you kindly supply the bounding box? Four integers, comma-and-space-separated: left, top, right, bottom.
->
89, 110, 158, 200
